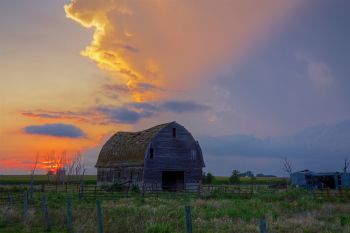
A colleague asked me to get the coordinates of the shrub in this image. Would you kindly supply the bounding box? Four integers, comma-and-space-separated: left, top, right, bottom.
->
229, 170, 240, 184
202, 172, 215, 184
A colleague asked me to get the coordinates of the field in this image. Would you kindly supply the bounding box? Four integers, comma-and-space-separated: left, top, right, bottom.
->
0, 175, 286, 185
1, 176, 350, 233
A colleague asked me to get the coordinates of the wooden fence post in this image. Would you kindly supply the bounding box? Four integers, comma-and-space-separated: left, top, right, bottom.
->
23, 191, 29, 225
184, 205, 192, 233
43, 196, 51, 231
259, 218, 267, 233
96, 200, 103, 233
66, 198, 73, 232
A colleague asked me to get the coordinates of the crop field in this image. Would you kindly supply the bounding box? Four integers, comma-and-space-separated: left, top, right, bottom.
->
0, 176, 350, 233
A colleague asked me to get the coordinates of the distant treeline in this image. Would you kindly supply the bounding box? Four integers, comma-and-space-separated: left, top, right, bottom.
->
202, 171, 286, 185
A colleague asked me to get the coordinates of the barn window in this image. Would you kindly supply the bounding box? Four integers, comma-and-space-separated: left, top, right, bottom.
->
172, 128, 176, 138
149, 147, 154, 159
191, 149, 196, 160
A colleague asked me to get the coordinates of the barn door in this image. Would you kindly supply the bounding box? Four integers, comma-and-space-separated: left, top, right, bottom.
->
162, 171, 184, 192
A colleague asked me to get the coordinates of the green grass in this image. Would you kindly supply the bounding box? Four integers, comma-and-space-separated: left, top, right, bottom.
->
0, 175, 97, 185
0, 175, 287, 186
212, 176, 288, 185
0, 188, 349, 233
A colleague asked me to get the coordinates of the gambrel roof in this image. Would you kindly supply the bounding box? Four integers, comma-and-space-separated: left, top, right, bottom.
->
96, 122, 172, 167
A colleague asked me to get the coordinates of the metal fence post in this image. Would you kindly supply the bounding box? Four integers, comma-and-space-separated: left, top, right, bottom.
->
66, 198, 73, 232
43, 196, 51, 231
23, 191, 28, 225
96, 200, 103, 233
185, 205, 192, 233
259, 218, 267, 233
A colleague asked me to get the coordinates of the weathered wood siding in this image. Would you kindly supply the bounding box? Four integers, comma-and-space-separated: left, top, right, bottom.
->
143, 122, 204, 189
97, 166, 143, 186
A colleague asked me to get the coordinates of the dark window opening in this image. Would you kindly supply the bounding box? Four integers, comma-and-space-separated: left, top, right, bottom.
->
162, 171, 184, 192
149, 148, 154, 159
172, 128, 176, 138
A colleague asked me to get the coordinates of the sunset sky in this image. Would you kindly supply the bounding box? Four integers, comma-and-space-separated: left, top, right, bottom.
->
1, 0, 350, 176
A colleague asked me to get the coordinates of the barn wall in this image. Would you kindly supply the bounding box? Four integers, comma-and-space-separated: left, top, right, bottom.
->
143, 122, 204, 190
97, 166, 144, 187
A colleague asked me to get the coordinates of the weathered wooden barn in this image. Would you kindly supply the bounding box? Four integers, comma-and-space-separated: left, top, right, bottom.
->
291, 170, 350, 190
96, 122, 205, 191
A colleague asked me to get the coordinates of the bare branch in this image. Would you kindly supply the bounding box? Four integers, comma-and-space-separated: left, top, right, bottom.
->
343, 157, 350, 173
282, 157, 293, 176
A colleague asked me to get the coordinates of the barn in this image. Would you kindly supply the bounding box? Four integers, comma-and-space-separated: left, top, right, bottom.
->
95, 122, 205, 191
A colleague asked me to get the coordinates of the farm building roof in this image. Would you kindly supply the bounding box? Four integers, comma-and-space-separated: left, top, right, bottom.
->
96, 122, 173, 167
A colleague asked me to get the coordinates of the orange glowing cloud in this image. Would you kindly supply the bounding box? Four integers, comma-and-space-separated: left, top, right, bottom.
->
64, 0, 302, 102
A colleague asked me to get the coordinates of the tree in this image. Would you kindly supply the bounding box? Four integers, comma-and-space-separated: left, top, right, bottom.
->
343, 157, 350, 173
202, 172, 214, 184
229, 170, 240, 184
29, 153, 39, 198
66, 151, 86, 184
282, 157, 293, 176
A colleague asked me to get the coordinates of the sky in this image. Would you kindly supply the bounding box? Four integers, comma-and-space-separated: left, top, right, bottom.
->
1, 0, 350, 176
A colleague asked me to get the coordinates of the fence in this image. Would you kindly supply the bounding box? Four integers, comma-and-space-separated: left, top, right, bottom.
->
1, 184, 350, 232
1, 183, 350, 206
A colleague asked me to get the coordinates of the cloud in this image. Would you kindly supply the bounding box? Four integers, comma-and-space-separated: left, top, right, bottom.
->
200, 121, 350, 160
95, 101, 209, 124
64, 0, 302, 101
22, 101, 209, 125
96, 106, 143, 124
295, 52, 334, 87
161, 101, 209, 113
23, 123, 86, 138
307, 61, 334, 87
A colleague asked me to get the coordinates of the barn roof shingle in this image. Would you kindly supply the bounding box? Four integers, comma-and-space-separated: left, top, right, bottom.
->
95, 122, 172, 167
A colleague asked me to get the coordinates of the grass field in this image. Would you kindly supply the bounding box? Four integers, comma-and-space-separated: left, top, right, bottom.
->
0, 175, 287, 186
0, 175, 97, 185
1, 176, 349, 233
212, 176, 287, 185
0, 186, 350, 232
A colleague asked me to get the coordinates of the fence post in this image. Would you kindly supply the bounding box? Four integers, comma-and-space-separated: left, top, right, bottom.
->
43, 196, 51, 231
66, 198, 73, 232
184, 205, 192, 233
79, 183, 83, 200
8, 193, 13, 207
259, 218, 267, 233
23, 191, 29, 225
96, 200, 103, 233
142, 183, 145, 198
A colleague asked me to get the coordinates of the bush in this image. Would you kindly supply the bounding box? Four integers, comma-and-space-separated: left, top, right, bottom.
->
229, 170, 240, 184
202, 172, 215, 184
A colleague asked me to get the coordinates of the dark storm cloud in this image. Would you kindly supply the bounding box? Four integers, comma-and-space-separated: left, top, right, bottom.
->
200, 121, 350, 160
23, 123, 86, 138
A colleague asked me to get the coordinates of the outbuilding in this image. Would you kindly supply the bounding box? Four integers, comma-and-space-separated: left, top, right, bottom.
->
95, 122, 205, 191
291, 170, 350, 190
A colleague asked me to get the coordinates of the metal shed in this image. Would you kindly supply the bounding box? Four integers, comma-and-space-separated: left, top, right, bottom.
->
291, 170, 350, 190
